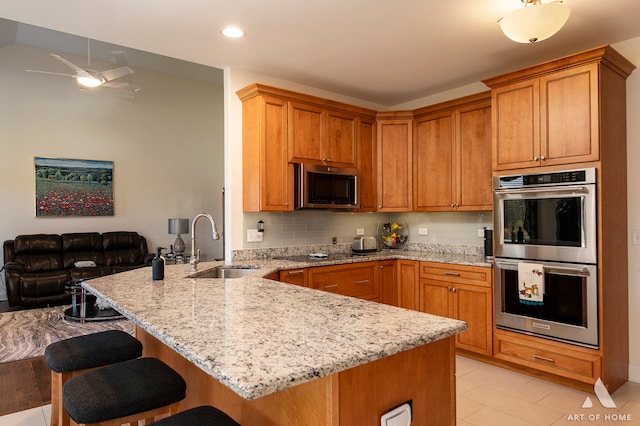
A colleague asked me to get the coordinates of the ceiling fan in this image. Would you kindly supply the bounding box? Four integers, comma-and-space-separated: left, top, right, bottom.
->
27, 39, 140, 92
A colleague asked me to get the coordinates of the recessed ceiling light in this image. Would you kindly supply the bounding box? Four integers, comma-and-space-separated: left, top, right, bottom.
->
221, 27, 246, 39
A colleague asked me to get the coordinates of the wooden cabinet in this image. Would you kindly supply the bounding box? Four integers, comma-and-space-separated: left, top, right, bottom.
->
309, 262, 379, 300
413, 93, 491, 211
239, 92, 293, 212
396, 260, 419, 310
288, 101, 357, 167
279, 268, 307, 287
419, 262, 492, 356
484, 46, 633, 171
237, 84, 377, 211
376, 114, 413, 212
356, 117, 377, 212
377, 260, 396, 306
494, 328, 601, 386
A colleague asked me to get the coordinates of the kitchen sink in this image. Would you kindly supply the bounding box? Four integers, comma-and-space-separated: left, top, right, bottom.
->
189, 265, 261, 279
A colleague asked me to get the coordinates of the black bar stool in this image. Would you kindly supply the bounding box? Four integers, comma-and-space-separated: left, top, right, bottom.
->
44, 330, 143, 426
150, 406, 240, 425
62, 357, 187, 426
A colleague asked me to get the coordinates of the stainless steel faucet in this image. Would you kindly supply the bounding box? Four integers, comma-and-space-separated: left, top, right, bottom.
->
189, 213, 220, 272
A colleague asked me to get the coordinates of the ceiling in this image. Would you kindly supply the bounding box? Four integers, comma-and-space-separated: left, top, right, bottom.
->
1, 0, 639, 107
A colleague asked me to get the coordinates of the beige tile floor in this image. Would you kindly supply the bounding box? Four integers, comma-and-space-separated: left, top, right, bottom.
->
1, 356, 638, 425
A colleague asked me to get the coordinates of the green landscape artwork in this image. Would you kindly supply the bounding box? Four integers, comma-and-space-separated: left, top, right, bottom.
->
35, 157, 114, 217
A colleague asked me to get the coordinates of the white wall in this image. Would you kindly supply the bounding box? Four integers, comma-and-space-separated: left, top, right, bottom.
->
0, 43, 224, 300
613, 36, 640, 383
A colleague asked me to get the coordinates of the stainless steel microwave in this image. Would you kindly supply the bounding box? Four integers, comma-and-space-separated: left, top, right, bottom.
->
295, 163, 359, 209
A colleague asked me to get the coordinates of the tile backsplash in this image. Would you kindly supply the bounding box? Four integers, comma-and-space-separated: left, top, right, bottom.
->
237, 210, 491, 259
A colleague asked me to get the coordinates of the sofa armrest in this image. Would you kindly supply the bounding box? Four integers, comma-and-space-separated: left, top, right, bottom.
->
4, 261, 25, 273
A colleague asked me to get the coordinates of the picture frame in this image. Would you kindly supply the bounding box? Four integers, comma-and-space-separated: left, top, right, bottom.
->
35, 157, 114, 217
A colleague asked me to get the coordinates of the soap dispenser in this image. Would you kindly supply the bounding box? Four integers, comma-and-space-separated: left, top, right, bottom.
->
152, 247, 166, 281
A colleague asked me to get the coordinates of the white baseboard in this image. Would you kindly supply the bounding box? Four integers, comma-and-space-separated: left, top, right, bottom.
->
629, 363, 640, 383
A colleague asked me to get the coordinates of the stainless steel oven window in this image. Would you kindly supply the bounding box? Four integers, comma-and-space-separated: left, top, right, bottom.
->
494, 259, 598, 348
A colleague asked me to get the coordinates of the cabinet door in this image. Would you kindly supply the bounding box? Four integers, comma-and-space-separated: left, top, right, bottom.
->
413, 112, 455, 211
309, 263, 378, 300
419, 280, 451, 318
540, 63, 599, 165
376, 119, 413, 212
378, 260, 396, 306
279, 268, 307, 287
357, 117, 377, 212
492, 78, 540, 171
288, 101, 323, 163
242, 95, 293, 212
397, 260, 419, 310
457, 101, 492, 210
324, 110, 357, 166
451, 284, 492, 355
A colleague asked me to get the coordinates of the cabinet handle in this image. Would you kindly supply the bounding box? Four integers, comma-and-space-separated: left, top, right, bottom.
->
287, 270, 304, 275
452, 288, 457, 293
532, 354, 555, 363
451, 203, 455, 207
447, 286, 453, 291
355, 279, 369, 285
540, 156, 545, 160
323, 158, 331, 162
533, 156, 538, 161
378, 205, 382, 209
324, 284, 339, 289
444, 271, 460, 276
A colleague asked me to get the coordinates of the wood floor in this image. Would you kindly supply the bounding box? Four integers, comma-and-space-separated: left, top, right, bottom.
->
0, 357, 51, 416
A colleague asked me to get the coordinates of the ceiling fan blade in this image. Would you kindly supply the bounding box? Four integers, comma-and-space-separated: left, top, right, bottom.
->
50, 53, 93, 79
100, 66, 134, 82
103, 80, 141, 92
26, 69, 76, 78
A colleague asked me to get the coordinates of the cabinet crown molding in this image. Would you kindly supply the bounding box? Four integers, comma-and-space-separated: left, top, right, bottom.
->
483, 45, 635, 89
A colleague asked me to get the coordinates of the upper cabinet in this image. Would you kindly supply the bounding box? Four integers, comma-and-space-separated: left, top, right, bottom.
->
376, 113, 413, 212
484, 45, 636, 172
413, 93, 492, 211
237, 84, 377, 212
356, 117, 377, 212
288, 102, 358, 167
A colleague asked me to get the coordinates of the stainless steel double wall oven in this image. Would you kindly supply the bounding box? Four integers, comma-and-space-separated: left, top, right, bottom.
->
493, 168, 598, 348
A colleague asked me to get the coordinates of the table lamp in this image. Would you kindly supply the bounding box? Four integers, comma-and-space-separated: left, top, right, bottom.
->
168, 218, 189, 255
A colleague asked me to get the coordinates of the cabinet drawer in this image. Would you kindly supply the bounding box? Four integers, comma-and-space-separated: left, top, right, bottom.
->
494, 331, 601, 383
419, 262, 491, 287
279, 268, 307, 287
309, 263, 378, 299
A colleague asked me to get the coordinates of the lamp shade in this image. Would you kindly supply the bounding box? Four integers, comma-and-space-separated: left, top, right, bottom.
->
499, 1, 570, 43
168, 218, 189, 235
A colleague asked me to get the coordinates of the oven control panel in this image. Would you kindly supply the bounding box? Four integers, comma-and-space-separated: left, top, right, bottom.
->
495, 168, 595, 189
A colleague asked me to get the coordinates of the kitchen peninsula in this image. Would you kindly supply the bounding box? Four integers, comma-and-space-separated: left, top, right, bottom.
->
82, 260, 467, 425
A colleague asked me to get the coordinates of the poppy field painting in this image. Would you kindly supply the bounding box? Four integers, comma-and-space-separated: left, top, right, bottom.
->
35, 157, 114, 217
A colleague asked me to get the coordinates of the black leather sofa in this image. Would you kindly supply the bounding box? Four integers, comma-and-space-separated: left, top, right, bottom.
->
3, 232, 153, 308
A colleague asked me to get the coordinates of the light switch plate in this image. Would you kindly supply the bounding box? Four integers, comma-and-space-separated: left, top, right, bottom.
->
247, 229, 263, 242
356, 228, 365, 235
477, 228, 485, 238
418, 228, 428, 236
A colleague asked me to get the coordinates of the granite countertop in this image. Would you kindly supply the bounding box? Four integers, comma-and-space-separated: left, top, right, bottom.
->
82, 259, 467, 400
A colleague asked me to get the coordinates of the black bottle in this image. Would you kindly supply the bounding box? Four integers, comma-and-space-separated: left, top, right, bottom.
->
517, 226, 524, 243
152, 247, 165, 280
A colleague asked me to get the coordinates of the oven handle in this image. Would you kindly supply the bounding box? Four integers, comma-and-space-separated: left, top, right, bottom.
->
494, 186, 591, 195
494, 259, 591, 277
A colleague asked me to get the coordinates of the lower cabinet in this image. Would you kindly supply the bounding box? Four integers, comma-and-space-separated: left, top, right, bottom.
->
493, 328, 601, 386
378, 260, 397, 306
279, 268, 308, 287
308, 262, 379, 300
419, 262, 493, 356
396, 260, 420, 310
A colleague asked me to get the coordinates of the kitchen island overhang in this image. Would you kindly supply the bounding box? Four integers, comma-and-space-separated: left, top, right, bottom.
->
82, 261, 467, 424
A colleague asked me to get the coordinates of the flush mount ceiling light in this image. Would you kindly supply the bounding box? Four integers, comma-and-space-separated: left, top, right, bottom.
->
221, 26, 246, 38
499, 0, 570, 43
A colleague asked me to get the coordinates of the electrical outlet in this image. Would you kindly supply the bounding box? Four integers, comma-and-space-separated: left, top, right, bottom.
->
356, 228, 365, 236
418, 228, 428, 236
477, 229, 485, 238
633, 230, 640, 246
247, 229, 263, 242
